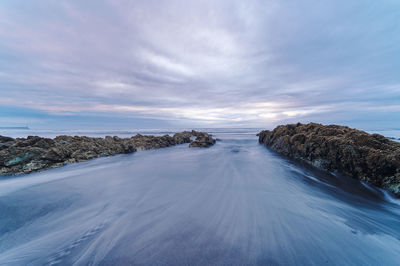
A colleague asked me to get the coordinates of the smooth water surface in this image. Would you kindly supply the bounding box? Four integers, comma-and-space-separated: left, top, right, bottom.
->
0, 131, 400, 265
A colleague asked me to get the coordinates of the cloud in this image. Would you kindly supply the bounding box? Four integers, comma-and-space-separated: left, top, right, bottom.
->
0, 0, 399, 129
139, 50, 195, 77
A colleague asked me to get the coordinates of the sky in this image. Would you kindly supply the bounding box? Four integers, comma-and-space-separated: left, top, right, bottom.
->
0, 0, 399, 130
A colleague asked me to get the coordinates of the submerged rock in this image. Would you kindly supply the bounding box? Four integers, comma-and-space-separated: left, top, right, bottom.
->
258, 123, 400, 197
0, 130, 214, 176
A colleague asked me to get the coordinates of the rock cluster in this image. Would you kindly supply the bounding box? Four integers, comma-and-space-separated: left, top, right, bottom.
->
258, 123, 400, 196
189, 132, 216, 148
0, 130, 215, 176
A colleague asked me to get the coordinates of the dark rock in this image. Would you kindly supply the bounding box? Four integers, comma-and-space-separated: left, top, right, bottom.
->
0, 130, 213, 176
0, 135, 14, 143
189, 132, 216, 148
173, 131, 192, 144
258, 123, 400, 197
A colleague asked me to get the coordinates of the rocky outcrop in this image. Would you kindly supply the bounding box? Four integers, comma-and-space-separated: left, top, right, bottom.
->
0, 130, 215, 176
258, 123, 400, 197
189, 132, 216, 148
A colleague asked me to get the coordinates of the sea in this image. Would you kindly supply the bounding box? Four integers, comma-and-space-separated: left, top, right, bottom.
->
1, 127, 399, 141
0, 128, 399, 265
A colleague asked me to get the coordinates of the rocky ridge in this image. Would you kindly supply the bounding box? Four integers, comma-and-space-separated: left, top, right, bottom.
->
0, 130, 215, 176
258, 123, 400, 196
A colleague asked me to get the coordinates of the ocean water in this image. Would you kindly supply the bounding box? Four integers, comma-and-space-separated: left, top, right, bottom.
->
0, 128, 262, 139
368, 129, 400, 142
1, 127, 399, 140
0, 129, 400, 265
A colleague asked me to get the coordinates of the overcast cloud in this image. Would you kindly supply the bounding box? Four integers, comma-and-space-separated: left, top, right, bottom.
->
0, 0, 399, 129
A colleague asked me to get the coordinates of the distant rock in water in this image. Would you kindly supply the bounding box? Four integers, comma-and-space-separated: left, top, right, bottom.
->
0, 130, 215, 176
189, 132, 216, 148
258, 123, 400, 197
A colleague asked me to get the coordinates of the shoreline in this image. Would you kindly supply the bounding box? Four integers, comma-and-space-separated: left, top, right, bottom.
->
0, 130, 215, 176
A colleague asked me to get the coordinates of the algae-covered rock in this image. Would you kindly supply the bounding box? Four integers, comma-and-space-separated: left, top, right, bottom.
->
258, 123, 400, 197
0, 130, 213, 176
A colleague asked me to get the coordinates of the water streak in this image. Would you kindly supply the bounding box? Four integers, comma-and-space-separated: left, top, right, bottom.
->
0, 131, 399, 265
